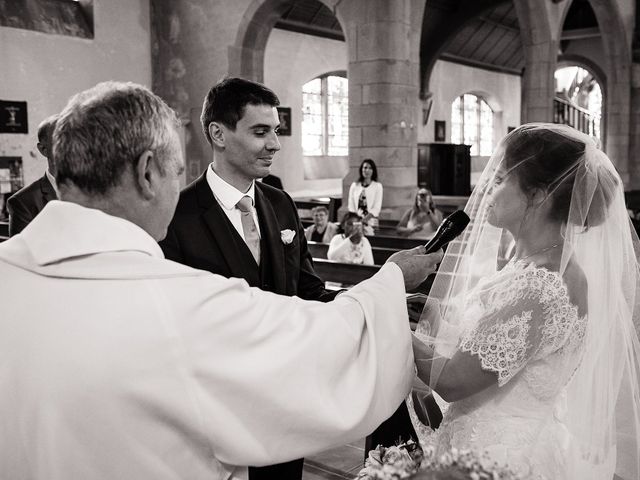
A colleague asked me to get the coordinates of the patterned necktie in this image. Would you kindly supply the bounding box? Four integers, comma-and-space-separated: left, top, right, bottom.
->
236, 195, 261, 265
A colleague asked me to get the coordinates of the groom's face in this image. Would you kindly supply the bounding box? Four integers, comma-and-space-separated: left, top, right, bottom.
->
218, 103, 281, 184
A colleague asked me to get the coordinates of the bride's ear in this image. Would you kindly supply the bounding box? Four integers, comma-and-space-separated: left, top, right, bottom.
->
531, 188, 548, 207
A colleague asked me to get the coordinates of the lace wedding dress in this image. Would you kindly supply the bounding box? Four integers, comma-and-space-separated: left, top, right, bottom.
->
408, 259, 588, 479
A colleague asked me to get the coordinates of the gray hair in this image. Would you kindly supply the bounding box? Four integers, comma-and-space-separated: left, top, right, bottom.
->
54, 81, 179, 195
311, 206, 329, 216
37, 114, 59, 144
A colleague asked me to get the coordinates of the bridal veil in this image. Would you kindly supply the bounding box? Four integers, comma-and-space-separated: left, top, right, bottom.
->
414, 123, 640, 479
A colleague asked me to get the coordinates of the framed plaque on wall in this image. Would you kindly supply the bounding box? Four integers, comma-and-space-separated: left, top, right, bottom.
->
0, 101, 28, 134
276, 107, 292, 136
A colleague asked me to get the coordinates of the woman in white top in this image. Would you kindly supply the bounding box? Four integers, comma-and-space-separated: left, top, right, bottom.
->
396, 188, 443, 239
328, 212, 374, 265
348, 159, 383, 230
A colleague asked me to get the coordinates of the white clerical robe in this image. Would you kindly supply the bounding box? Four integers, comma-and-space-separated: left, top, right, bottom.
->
0, 201, 413, 480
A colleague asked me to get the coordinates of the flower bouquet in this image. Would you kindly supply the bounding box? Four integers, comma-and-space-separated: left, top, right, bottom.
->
356, 441, 524, 480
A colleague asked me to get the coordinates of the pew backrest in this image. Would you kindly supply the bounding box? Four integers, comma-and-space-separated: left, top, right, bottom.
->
366, 235, 425, 250
308, 241, 396, 265
312, 258, 380, 286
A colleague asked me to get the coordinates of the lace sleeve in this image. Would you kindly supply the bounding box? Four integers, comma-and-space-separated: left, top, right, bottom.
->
459, 266, 582, 386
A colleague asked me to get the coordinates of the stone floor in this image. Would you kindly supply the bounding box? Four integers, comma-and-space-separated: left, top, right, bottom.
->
302, 439, 365, 479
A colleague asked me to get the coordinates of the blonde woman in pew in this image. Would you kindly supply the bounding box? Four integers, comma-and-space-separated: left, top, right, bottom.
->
396, 188, 443, 239
327, 212, 374, 265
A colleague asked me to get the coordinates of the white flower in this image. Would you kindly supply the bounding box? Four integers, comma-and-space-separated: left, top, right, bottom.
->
281, 229, 296, 244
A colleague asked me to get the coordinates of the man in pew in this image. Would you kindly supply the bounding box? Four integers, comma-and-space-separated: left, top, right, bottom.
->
0, 81, 443, 480
7, 114, 59, 236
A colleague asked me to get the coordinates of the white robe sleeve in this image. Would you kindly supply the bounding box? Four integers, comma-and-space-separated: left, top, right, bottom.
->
175, 262, 412, 467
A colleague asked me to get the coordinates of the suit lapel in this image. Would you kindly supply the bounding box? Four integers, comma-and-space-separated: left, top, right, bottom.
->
40, 175, 57, 204
194, 173, 259, 284
255, 185, 287, 293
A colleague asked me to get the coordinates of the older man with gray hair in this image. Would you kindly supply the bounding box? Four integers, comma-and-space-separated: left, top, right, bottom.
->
0, 81, 442, 480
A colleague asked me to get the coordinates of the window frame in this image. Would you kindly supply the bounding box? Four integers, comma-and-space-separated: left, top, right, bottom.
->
451, 93, 493, 156
302, 71, 348, 157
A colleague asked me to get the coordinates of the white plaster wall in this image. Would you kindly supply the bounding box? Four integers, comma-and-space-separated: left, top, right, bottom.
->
264, 28, 347, 197
0, 0, 152, 186
423, 60, 521, 147
421, 60, 521, 187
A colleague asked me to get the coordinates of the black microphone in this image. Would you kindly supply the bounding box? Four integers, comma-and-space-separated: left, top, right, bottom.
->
424, 210, 470, 253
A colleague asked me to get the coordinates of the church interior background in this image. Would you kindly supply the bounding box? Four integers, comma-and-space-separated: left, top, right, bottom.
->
3, 0, 638, 219
1, 0, 639, 477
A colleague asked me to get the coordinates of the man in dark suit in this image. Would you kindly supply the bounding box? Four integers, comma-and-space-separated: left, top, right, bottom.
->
159, 78, 338, 480
7, 114, 59, 236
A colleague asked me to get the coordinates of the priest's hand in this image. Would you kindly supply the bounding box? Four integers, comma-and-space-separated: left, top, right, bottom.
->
387, 246, 443, 291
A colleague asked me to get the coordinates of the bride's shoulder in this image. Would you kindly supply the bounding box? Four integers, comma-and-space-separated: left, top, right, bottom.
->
515, 259, 587, 317
560, 260, 588, 317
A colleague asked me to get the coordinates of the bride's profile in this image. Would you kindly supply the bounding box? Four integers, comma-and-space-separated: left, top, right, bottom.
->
408, 123, 640, 479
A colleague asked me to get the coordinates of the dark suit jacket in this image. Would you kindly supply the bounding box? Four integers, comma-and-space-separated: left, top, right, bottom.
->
159, 172, 336, 302
261, 174, 283, 190
7, 174, 57, 237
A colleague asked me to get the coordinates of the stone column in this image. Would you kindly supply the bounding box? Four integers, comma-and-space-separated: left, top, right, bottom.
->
151, 0, 256, 184
338, 0, 424, 220
514, 0, 558, 123
630, 0, 640, 188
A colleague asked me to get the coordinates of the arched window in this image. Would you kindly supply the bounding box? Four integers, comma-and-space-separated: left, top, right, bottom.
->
451, 93, 493, 156
302, 74, 348, 156
554, 65, 602, 140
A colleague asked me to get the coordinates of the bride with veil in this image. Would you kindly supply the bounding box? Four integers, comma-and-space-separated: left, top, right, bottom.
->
407, 123, 640, 479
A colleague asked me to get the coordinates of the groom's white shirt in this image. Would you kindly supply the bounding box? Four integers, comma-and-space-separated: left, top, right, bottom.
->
0, 201, 414, 480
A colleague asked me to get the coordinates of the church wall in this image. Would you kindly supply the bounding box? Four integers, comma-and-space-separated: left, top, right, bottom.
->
424, 60, 522, 145
264, 28, 347, 197
561, 37, 606, 77
0, 0, 152, 186
263, 34, 523, 198
424, 60, 521, 186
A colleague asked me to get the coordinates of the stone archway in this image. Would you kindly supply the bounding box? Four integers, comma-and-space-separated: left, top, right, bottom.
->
229, 0, 347, 83
419, 0, 510, 100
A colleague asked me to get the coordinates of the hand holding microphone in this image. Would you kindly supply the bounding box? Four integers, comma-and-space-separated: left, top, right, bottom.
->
387, 210, 470, 291
423, 210, 470, 254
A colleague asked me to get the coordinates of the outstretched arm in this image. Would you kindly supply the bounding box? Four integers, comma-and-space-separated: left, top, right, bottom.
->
182, 263, 414, 466
412, 335, 497, 402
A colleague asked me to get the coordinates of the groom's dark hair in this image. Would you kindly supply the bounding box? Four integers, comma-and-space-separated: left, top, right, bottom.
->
200, 77, 280, 146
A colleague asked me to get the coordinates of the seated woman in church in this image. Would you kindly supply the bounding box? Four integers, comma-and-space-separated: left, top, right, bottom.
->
396, 188, 443, 238
327, 212, 374, 265
348, 158, 383, 234
304, 206, 338, 243
405, 123, 640, 480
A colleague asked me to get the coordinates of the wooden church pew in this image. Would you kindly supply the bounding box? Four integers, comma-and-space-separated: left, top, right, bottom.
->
312, 258, 380, 287
307, 241, 397, 265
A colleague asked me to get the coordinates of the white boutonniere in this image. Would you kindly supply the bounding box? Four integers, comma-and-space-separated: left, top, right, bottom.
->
280, 229, 296, 245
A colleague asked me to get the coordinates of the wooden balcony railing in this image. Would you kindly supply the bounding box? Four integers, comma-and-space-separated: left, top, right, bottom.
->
553, 97, 599, 137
